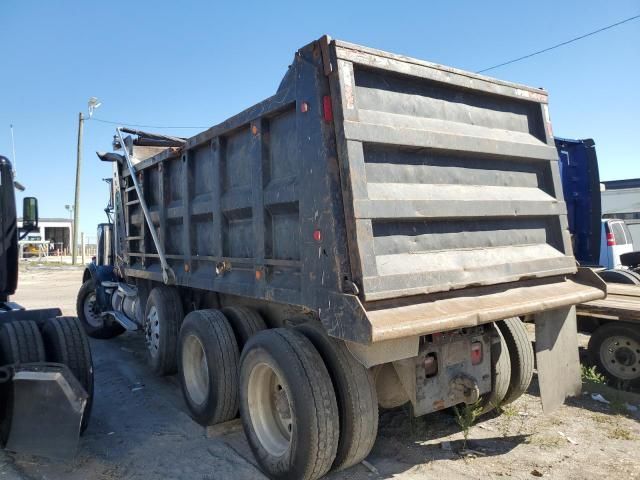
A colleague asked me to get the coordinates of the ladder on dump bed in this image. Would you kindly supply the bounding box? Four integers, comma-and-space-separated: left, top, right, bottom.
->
116, 128, 177, 285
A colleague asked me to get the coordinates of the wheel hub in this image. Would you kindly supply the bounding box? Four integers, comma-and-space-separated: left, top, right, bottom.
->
83, 293, 103, 328
182, 334, 209, 405
248, 363, 292, 457
145, 306, 160, 357
600, 335, 640, 380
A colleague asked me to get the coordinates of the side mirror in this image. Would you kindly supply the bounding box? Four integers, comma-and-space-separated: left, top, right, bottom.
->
22, 197, 38, 230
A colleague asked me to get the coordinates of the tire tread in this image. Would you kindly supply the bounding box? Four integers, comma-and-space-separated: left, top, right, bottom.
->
497, 317, 534, 405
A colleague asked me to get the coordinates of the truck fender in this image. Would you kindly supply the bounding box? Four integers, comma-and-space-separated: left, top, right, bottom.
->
85, 263, 118, 311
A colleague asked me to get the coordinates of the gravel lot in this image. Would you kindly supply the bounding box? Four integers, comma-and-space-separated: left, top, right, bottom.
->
2, 265, 639, 480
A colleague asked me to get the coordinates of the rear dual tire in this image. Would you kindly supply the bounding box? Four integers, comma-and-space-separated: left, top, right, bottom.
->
480, 324, 512, 414
296, 322, 378, 472
177, 307, 267, 426
145, 286, 184, 376
0, 319, 94, 434
481, 318, 534, 413
42, 317, 94, 433
240, 328, 339, 480
0, 321, 45, 365
497, 317, 534, 405
0, 321, 46, 445
178, 309, 240, 426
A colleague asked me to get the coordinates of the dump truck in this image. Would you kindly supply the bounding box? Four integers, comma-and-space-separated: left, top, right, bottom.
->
0, 156, 93, 458
79, 36, 606, 479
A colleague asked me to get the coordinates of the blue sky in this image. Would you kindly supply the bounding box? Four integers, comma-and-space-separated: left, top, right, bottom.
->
1, 0, 639, 236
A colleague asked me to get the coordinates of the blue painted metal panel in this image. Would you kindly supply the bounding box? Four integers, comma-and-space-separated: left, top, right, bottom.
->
555, 137, 601, 265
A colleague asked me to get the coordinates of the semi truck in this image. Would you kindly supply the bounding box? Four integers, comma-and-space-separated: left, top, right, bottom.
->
0, 156, 93, 458
78, 36, 606, 479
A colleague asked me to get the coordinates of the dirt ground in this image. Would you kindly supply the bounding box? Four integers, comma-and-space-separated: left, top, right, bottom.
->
2, 265, 639, 480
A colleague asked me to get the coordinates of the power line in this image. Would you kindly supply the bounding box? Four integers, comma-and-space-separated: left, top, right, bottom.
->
477, 13, 640, 73
89, 117, 207, 130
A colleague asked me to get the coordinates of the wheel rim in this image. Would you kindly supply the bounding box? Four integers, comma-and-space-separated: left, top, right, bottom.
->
247, 362, 292, 457
600, 335, 640, 380
145, 306, 160, 357
182, 334, 209, 405
83, 292, 103, 328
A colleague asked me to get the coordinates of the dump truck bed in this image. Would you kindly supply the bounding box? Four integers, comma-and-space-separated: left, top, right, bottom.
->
115, 36, 604, 344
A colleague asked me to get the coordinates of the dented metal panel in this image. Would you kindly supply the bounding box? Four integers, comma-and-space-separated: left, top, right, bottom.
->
327, 39, 575, 302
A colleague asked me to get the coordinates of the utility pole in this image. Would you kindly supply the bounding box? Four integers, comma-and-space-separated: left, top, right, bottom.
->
72, 112, 84, 265
81, 232, 85, 265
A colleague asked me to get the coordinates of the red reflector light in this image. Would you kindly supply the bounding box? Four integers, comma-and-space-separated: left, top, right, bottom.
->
313, 229, 322, 242
607, 232, 616, 246
323, 96, 333, 122
423, 353, 438, 378
471, 342, 483, 365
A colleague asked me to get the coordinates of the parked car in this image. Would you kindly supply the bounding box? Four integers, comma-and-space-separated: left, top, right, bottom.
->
600, 218, 635, 269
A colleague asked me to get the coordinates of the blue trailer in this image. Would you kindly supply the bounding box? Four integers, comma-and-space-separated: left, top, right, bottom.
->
555, 137, 640, 388
555, 138, 602, 266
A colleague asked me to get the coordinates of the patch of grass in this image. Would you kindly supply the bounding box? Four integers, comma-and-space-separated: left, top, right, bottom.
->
607, 425, 635, 441
453, 399, 484, 450
500, 404, 518, 418
591, 413, 610, 424
525, 434, 563, 449
581, 364, 606, 384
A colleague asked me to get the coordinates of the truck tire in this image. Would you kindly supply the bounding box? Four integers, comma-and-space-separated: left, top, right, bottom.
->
240, 329, 339, 480
0, 322, 44, 446
597, 269, 640, 285
497, 317, 534, 405
42, 317, 94, 433
221, 306, 267, 349
0, 321, 45, 364
76, 280, 125, 339
480, 325, 512, 414
296, 322, 378, 472
144, 286, 183, 375
588, 322, 640, 387
178, 309, 240, 425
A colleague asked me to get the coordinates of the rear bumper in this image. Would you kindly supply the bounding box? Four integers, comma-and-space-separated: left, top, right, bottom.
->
323, 268, 606, 344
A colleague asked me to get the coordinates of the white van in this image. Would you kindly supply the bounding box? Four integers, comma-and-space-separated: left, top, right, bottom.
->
599, 218, 634, 269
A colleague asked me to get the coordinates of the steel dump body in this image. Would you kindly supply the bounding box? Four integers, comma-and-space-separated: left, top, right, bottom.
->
115, 37, 604, 344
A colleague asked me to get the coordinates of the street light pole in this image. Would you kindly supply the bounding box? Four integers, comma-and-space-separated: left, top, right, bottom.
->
72, 112, 84, 265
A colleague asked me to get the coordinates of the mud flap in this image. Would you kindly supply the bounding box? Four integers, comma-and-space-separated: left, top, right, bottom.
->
3, 364, 87, 459
535, 306, 581, 412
